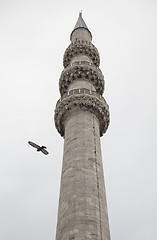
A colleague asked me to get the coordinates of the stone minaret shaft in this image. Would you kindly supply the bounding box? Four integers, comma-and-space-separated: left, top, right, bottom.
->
55, 13, 110, 240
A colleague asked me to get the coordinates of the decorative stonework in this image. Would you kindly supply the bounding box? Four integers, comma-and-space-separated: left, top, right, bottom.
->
63, 41, 100, 68
55, 89, 109, 137
59, 64, 104, 95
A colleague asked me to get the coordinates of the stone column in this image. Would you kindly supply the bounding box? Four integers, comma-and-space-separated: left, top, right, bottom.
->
54, 14, 110, 240
55, 110, 110, 240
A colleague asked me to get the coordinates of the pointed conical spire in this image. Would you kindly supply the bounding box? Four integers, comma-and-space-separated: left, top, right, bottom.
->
74, 11, 88, 30
70, 12, 92, 41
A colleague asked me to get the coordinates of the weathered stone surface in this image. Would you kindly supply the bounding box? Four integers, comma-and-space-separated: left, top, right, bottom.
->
59, 64, 104, 95
63, 41, 100, 68
55, 111, 110, 240
71, 27, 92, 43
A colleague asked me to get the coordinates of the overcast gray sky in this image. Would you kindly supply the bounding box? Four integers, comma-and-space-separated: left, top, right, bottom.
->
0, 0, 157, 239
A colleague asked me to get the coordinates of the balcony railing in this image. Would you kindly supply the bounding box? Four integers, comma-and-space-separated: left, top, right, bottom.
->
58, 88, 108, 106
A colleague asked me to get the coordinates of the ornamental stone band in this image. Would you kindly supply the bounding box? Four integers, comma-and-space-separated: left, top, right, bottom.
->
63, 41, 100, 68
59, 64, 104, 96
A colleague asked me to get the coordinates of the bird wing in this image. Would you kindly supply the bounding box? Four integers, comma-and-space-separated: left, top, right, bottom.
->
28, 141, 40, 149
41, 149, 49, 155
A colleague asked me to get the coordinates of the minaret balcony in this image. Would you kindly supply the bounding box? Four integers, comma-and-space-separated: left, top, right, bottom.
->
54, 88, 109, 138
59, 63, 104, 96
63, 40, 100, 68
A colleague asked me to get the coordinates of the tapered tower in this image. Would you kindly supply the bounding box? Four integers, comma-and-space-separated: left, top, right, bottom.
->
54, 13, 110, 240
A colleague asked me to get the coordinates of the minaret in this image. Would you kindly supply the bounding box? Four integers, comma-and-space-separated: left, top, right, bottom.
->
55, 13, 110, 240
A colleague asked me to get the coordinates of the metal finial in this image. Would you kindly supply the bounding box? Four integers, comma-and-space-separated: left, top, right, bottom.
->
79, 11, 82, 17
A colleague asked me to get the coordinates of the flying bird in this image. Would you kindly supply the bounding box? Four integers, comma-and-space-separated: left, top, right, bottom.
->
28, 141, 49, 155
